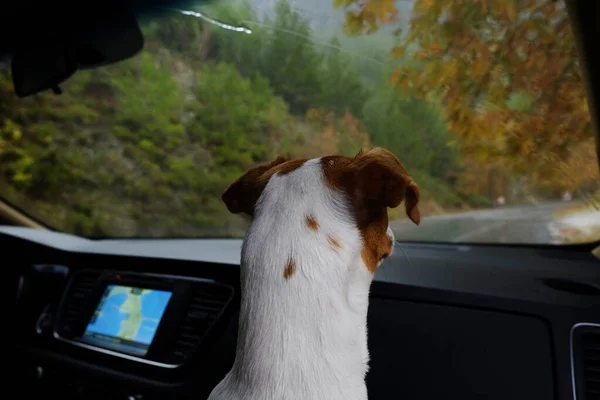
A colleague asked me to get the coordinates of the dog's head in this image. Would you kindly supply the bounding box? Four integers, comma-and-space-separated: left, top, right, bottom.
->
222, 148, 420, 273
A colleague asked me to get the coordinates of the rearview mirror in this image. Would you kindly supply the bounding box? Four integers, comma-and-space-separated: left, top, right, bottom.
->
10, 1, 144, 97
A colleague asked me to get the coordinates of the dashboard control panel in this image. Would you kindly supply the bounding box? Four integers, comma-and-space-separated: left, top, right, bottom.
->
53, 269, 235, 368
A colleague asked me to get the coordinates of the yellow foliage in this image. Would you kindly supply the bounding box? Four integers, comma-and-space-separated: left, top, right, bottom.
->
286, 110, 371, 159
335, 0, 400, 35
337, 0, 593, 193
391, 46, 405, 58
542, 139, 600, 192
457, 157, 510, 201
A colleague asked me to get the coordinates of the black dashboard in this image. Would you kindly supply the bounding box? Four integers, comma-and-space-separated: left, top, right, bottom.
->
6, 226, 600, 400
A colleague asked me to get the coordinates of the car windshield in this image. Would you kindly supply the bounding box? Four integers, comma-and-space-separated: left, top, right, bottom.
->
1, 0, 598, 244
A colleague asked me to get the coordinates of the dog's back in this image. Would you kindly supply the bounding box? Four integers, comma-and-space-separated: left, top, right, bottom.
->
209, 149, 420, 400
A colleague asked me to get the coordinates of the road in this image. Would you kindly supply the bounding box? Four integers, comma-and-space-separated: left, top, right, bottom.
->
390, 201, 581, 245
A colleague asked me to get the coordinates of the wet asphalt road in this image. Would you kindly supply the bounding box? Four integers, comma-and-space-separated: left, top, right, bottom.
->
390, 201, 579, 245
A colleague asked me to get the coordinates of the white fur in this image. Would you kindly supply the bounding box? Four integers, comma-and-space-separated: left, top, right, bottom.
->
208, 158, 394, 400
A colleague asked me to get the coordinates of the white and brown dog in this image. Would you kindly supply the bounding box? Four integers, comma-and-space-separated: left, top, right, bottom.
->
208, 148, 420, 400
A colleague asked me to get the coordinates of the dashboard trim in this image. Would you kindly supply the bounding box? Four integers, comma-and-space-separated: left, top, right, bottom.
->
15, 274, 24, 304
569, 322, 600, 400
52, 270, 222, 369
52, 332, 182, 368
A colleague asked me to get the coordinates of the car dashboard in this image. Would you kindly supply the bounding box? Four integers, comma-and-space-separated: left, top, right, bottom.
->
6, 226, 600, 400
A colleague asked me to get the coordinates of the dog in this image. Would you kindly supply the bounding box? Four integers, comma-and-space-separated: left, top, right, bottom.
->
208, 148, 420, 400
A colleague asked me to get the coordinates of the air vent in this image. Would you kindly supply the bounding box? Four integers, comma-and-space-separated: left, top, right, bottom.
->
573, 324, 600, 400
168, 283, 234, 363
55, 271, 100, 338
581, 330, 600, 400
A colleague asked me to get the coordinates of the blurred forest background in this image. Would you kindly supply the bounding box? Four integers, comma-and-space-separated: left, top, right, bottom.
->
0, 0, 598, 237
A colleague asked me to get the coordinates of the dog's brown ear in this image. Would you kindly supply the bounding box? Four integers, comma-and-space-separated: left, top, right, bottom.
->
222, 156, 288, 216
351, 148, 421, 225
404, 180, 421, 225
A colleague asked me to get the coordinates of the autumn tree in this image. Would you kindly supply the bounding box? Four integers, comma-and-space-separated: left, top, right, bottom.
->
336, 0, 592, 184
539, 138, 600, 198
294, 108, 370, 157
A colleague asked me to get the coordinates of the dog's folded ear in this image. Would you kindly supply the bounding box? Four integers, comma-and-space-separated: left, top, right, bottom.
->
351, 148, 421, 225
222, 156, 288, 216
403, 180, 420, 225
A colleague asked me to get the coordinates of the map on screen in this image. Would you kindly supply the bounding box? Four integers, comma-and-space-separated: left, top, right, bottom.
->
82, 284, 172, 356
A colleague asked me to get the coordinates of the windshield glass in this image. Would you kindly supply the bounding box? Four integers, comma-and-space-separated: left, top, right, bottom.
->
1, 0, 599, 244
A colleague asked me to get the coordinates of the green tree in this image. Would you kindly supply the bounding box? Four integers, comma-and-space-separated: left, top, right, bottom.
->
319, 36, 369, 116
362, 70, 459, 180
257, 0, 325, 114
189, 62, 289, 172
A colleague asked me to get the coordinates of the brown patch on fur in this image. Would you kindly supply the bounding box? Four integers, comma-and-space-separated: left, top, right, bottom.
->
275, 159, 307, 176
359, 219, 395, 274
327, 235, 341, 249
283, 258, 296, 280
380, 236, 394, 261
321, 148, 420, 273
222, 157, 307, 216
306, 215, 319, 231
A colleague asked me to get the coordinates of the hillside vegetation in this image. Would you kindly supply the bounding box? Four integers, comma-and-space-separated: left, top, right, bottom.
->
0, 0, 597, 237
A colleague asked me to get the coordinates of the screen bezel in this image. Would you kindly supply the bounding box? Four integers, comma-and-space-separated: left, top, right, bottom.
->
71, 273, 192, 365
53, 270, 235, 370
81, 283, 174, 357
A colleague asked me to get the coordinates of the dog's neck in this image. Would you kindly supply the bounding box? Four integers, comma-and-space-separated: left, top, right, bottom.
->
214, 160, 379, 400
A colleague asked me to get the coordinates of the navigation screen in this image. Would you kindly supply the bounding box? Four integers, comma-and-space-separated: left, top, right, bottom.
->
82, 285, 172, 356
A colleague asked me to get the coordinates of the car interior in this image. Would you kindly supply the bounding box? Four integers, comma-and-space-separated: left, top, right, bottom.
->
4, 0, 600, 399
